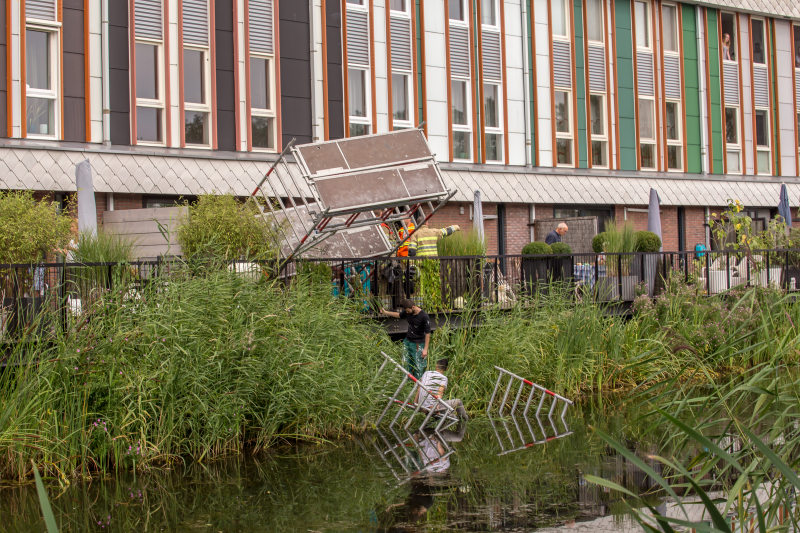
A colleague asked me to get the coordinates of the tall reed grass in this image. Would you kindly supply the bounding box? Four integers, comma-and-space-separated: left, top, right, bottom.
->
437, 229, 488, 257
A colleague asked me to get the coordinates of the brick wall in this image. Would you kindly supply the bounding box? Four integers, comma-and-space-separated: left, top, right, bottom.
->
684, 206, 707, 251
427, 201, 500, 254
112, 193, 144, 211
504, 203, 530, 255
95, 192, 107, 226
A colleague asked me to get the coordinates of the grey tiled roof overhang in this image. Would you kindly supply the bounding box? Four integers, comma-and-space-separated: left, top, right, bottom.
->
690, 0, 800, 20
0, 140, 798, 208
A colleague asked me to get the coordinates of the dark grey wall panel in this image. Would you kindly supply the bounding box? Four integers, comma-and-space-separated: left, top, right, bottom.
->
62, 0, 86, 141
325, 0, 343, 139
109, 0, 130, 144
280, 0, 312, 146
0, 0, 6, 136
215, 0, 236, 151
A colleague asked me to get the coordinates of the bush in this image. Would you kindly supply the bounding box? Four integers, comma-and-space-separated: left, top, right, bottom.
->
177, 193, 278, 261
437, 229, 487, 256
592, 232, 606, 254
634, 231, 662, 252
602, 220, 637, 254
0, 190, 73, 264
522, 242, 552, 255
550, 242, 572, 254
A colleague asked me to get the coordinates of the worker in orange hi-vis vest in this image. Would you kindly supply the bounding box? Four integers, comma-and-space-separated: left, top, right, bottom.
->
396, 222, 415, 257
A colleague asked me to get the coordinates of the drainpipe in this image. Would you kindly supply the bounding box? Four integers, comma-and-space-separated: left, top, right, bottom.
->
101, 0, 111, 146
695, 6, 708, 174
520, 0, 532, 166
704, 207, 711, 249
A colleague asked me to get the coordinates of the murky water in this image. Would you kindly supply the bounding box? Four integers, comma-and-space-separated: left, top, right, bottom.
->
0, 399, 670, 532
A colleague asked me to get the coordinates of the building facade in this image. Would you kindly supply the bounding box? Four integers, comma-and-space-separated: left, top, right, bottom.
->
2, 0, 800, 253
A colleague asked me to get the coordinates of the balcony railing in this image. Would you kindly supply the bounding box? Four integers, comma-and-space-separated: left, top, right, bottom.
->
1, 249, 798, 341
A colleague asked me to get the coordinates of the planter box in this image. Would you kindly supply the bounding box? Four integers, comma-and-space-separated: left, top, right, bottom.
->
755, 268, 782, 289
596, 275, 637, 301
521, 257, 574, 296
704, 270, 742, 294
2, 296, 47, 336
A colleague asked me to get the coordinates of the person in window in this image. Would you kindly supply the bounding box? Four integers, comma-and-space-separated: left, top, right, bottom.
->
545, 223, 569, 245
722, 33, 732, 61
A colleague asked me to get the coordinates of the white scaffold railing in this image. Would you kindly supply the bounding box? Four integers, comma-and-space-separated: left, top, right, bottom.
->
368, 352, 460, 434
486, 366, 574, 419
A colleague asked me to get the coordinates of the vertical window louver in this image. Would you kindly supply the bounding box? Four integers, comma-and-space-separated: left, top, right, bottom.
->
183, 0, 209, 46
753, 67, 769, 108
587, 46, 606, 93
347, 10, 370, 67
449, 26, 471, 78
663, 55, 681, 100
636, 52, 654, 96
481, 32, 502, 82
25, 0, 56, 21
552, 40, 572, 89
723, 62, 739, 106
135, 0, 163, 40
390, 18, 412, 72
249, 0, 274, 54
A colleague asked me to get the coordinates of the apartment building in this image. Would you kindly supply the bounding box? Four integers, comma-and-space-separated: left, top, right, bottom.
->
1, 0, 800, 254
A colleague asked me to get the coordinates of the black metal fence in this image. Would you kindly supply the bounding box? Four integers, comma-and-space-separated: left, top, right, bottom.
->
1, 249, 799, 340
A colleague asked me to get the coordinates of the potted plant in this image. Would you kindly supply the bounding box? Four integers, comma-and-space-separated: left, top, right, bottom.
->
596, 221, 638, 301
549, 242, 574, 284
633, 231, 661, 296
521, 241, 552, 295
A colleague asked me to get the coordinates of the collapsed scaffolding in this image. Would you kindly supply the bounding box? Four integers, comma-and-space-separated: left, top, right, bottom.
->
248, 128, 456, 261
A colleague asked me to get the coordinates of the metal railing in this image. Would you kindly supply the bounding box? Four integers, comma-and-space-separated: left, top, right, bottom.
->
1, 249, 799, 341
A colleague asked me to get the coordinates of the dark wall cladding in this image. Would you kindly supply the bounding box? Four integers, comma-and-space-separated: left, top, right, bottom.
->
109, 0, 130, 145
63, 0, 86, 142
325, 0, 343, 139
215, 0, 236, 151
0, 0, 6, 136
280, 0, 312, 147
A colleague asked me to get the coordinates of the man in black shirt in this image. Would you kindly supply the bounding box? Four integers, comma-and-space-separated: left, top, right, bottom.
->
379, 299, 431, 379
545, 222, 569, 245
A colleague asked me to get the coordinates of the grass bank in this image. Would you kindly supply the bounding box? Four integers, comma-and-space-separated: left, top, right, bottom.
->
1, 268, 798, 480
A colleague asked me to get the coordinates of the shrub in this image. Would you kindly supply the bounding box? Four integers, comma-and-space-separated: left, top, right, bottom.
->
550, 242, 572, 254
437, 229, 487, 256
634, 231, 662, 252
602, 220, 637, 254
522, 242, 552, 255
0, 190, 73, 264
177, 193, 278, 261
72, 229, 138, 263
592, 232, 607, 253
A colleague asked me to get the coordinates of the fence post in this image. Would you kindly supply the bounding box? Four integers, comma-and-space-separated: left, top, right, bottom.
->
767, 250, 771, 287
617, 255, 622, 302
786, 250, 790, 290
684, 251, 689, 284
594, 254, 599, 302
60, 261, 67, 335
726, 251, 730, 290
494, 258, 499, 304
405, 259, 411, 302
705, 252, 710, 295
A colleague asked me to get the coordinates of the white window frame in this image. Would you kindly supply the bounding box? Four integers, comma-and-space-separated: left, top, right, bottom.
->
665, 99, 683, 171
551, 0, 570, 39
589, 93, 608, 168
754, 108, 771, 175
483, 82, 503, 163
135, 38, 166, 146
348, 67, 371, 136
183, 45, 213, 148
554, 90, 574, 167
389, 0, 409, 14
634, 0, 652, 51
751, 16, 766, 66
25, 23, 61, 140
480, 0, 499, 29
723, 105, 742, 174
638, 96, 656, 170
448, 0, 468, 22
249, 53, 277, 151
661, 2, 679, 54
451, 78, 472, 162
585, 0, 604, 45
390, 3, 414, 130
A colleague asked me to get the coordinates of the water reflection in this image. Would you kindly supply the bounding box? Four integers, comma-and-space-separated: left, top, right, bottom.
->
0, 402, 680, 532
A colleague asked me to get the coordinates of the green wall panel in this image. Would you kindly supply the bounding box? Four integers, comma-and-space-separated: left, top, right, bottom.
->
574, 0, 587, 168
681, 3, 702, 174
614, 0, 637, 170
769, 20, 778, 174
705, 8, 723, 174
526, 0, 536, 165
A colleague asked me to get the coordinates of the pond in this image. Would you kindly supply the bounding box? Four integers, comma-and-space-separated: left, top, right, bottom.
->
0, 398, 671, 532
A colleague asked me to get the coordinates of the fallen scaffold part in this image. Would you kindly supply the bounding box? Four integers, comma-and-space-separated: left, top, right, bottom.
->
486, 366, 574, 419
489, 411, 573, 456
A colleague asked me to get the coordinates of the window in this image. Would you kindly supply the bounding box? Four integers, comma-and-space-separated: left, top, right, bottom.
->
346, 0, 363, 4
348, 68, 370, 136
664, 101, 681, 170
584, 0, 603, 42
725, 106, 741, 173
392, 74, 409, 123
639, 98, 655, 169
720, 13, 736, 61
752, 19, 765, 64
483, 83, 502, 162
552, 0, 568, 38
26, 29, 58, 138
481, 0, 496, 26
184, 48, 211, 146
590, 94, 607, 167
449, 0, 465, 21
390, 0, 405, 11
661, 4, 678, 53
250, 57, 276, 150
755, 109, 770, 174
451, 80, 471, 160
136, 43, 164, 143
634, 1, 649, 48
554, 91, 572, 165
795, 25, 800, 68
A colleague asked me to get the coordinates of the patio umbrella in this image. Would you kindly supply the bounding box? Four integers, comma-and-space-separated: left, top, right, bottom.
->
76, 159, 98, 235
473, 190, 484, 240
778, 183, 792, 228
646, 188, 663, 251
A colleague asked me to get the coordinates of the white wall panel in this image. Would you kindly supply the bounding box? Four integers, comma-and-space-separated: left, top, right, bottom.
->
533, 0, 551, 166
373, 0, 388, 133
423, 0, 448, 159
11, 0, 21, 137
236, 0, 247, 150
89, 0, 103, 142
312, 0, 325, 140
739, 14, 754, 175
504, 0, 525, 165
774, 20, 796, 176
606, 0, 616, 167
169, 0, 181, 147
